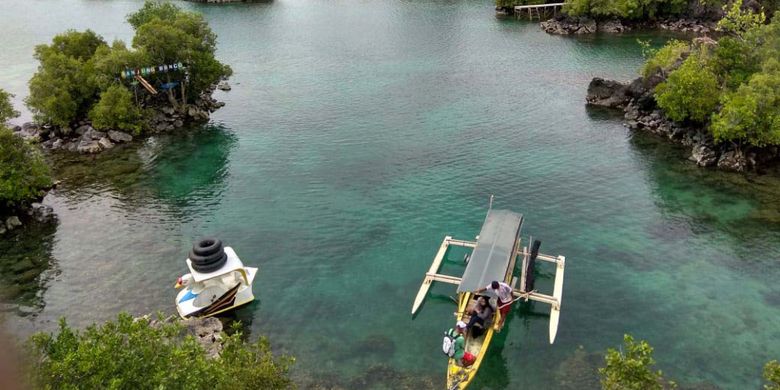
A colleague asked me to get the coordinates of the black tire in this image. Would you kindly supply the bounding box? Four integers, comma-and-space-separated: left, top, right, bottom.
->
191, 253, 227, 273
192, 238, 223, 257
189, 250, 225, 265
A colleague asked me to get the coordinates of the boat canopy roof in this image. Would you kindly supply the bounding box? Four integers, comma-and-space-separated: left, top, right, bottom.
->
457, 209, 523, 293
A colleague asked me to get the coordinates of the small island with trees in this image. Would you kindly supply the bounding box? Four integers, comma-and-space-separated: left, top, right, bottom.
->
1, 1, 232, 233
14, 1, 231, 153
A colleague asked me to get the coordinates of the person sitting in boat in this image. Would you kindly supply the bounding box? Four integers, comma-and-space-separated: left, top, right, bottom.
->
474, 280, 513, 326
466, 296, 493, 338
445, 322, 476, 367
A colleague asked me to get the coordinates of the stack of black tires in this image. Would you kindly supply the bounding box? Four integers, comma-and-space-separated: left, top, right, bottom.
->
189, 237, 228, 273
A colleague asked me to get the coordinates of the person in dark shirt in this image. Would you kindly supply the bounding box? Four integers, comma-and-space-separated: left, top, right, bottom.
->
466, 296, 493, 338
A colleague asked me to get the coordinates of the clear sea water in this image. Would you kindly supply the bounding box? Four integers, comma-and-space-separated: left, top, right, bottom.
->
1, 1, 780, 389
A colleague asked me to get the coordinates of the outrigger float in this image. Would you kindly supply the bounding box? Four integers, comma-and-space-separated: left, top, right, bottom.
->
175, 238, 258, 319
411, 205, 566, 390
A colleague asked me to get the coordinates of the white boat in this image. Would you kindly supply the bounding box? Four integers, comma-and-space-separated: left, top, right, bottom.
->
175, 238, 258, 319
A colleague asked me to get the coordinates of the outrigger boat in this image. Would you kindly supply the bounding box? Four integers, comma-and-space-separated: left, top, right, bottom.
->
175, 238, 258, 319
411, 206, 566, 390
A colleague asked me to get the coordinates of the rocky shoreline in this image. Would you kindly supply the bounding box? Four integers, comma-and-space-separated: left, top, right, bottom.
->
0, 193, 57, 236
141, 315, 225, 359
586, 76, 780, 172
540, 15, 717, 35
11, 88, 226, 155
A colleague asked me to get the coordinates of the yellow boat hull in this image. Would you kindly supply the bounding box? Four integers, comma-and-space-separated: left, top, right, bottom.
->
445, 292, 501, 390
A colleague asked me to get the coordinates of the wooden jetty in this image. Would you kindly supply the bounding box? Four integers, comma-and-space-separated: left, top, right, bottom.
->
514, 3, 564, 20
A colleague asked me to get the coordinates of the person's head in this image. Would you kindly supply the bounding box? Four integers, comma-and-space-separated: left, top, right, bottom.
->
478, 296, 487, 306
456, 321, 467, 333
491, 281, 499, 290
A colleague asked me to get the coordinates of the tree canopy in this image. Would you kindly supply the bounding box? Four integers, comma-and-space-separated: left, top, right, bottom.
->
89, 84, 143, 135
25, 1, 231, 133
599, 334, 666, 390
767, 360, 780, 390
0, 89, 20, 124
655, 53, 720, 123
563, 0, 689, 20
26, 313, 294, 390
0, 90, 51, 210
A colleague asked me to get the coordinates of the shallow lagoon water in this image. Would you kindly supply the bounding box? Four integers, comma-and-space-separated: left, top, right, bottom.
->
2, 1, 780, 388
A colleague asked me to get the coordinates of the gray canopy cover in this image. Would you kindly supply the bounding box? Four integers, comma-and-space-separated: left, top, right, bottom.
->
457, 209, 523, 293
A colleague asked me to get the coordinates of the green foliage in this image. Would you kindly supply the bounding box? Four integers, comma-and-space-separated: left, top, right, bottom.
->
655, 53, 720, 123
127, 1, 184, 30
0, 88, 20, 124
89, 84, 143, 134
599, 334, 666, 390
643, 6, 780, 147
717, 2, 766, 39
641, 40, 689, 78
26, 1, 230, 131
766, 360, 780, 390
129, 1, 231, 101
563, 0, 687, 19
711, 59, 780, 146
27, 313, 294, 390
0, 127, 52, 208
26, 30, 104, 127
49, 29, 106, 61
90, 40, 149, 91
710, 36, 761, 90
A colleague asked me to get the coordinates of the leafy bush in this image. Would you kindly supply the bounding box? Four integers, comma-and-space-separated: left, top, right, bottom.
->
563, 0, 688, 19
0, 127, 52, 209
89, 84, 143, 134
25, 30, 103, 127
655, 53, 720, 123
0, 89, 20, 124
27, 313, 294, 390
767, 360, 780, 390
711, 59, 780, 146
641, 40, 690, 78
599, 334, 666, 390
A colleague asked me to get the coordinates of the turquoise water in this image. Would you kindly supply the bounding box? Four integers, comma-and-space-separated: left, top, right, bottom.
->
2, 1, 780, 388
